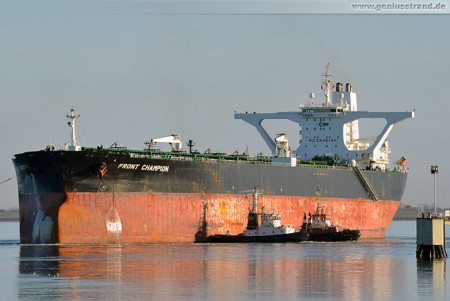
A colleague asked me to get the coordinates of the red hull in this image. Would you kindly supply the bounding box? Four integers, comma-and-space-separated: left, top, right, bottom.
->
56, 192, 399, 243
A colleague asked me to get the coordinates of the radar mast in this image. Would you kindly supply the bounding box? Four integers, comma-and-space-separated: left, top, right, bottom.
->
66, 108, 81, 151
322, 63, 333, 106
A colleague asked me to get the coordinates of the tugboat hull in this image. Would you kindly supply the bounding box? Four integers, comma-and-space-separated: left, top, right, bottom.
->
308, 229, 361, 242
205, 231, 309, 243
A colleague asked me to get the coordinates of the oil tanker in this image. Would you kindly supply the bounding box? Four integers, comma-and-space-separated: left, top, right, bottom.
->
13, 65, 414, 244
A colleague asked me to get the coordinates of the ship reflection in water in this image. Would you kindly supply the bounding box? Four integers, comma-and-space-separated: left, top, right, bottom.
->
16, 240, 448, 300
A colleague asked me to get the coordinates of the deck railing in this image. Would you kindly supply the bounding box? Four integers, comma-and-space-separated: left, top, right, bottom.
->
79, 146, 405, 173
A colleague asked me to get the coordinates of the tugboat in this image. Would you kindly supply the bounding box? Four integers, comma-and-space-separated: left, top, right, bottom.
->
205, 187, 309, 243
301, 203, 361, 242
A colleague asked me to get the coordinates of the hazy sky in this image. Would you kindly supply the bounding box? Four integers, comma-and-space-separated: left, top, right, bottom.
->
1, 1, 449, 209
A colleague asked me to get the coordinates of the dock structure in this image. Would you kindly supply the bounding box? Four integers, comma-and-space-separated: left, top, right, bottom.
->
416, 214, 447, 260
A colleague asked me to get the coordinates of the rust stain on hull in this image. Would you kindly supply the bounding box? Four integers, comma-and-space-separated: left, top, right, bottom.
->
57, 192, 399, 244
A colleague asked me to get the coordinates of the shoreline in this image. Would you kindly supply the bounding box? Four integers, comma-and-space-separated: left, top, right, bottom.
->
0, 211, 18, 222
0, 218, 19, 222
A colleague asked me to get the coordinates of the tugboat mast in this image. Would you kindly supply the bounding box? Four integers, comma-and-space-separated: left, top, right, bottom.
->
66, 108, 81, 151
251, 186, 261, 213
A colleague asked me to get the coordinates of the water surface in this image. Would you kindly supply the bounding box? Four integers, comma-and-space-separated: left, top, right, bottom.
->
0, 221, 449, 300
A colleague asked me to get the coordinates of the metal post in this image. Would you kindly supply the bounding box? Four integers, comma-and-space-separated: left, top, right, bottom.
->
431, 165, 438, 214
434, 173, 436, 214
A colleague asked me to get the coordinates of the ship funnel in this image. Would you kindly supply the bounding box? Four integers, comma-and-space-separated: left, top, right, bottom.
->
346, 83, 352, 92
336, 82, 343, 92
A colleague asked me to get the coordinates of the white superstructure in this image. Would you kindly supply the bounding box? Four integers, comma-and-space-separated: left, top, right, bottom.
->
235, 64, 414, 170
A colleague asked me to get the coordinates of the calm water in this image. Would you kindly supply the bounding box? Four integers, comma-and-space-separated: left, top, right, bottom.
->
0, 221, 449, 300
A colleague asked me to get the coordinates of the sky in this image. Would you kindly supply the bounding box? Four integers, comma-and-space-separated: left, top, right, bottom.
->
1, 1, 450, 209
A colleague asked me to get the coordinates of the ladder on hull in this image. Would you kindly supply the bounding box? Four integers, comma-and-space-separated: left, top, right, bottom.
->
354, 167, 379, 201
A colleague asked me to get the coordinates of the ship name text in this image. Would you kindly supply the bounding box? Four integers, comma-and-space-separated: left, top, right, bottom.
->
117, 163, 170, 172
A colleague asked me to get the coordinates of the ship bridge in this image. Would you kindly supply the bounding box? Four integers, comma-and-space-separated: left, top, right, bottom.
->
234, 64, 414, 170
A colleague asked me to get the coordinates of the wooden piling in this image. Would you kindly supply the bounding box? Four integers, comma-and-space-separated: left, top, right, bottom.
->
416, 215, 447, 260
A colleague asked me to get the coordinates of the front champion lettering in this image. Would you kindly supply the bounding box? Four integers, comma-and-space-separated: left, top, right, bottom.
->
118, 163, 141, 170
141, 165, 170, 172
118, 163, 169, 172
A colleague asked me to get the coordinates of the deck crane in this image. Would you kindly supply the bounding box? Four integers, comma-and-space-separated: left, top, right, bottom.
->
146, 134, 183, 152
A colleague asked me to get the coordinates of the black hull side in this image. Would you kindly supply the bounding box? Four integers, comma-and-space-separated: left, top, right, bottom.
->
13, 150, 408, 200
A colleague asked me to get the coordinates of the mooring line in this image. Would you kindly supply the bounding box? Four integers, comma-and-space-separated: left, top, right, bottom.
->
0, 177, 15, 185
